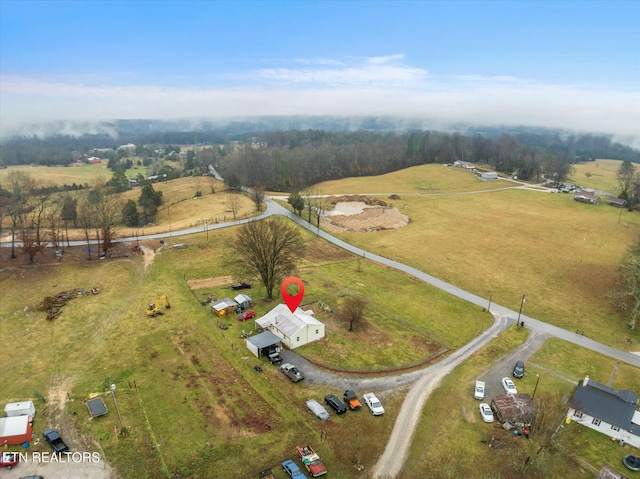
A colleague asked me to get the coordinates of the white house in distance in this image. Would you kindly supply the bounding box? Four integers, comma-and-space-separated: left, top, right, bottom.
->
567, 376, 640, 447
255, 303, 325, 350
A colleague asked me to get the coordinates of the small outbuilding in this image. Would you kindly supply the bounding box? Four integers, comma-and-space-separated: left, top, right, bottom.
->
0, 415, 33, 446
86, 397, 108, 418
234, 294, 253, 311
606, 196, 627, 208
246, 330, 282, 358
491, 394, 535, 423
480, 171, 498, 180
210, 298, 239, 317
255, 303, 325, 350
4, 401, 36, 417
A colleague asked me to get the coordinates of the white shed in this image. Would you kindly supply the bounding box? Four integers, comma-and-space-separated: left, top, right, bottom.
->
234, 294, 253, 310
4, 401, 36, 417
255, 303, 325, 350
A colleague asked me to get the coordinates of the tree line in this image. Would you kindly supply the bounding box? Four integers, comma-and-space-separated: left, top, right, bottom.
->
218, 130, 579, 191
0, 171, 165, 262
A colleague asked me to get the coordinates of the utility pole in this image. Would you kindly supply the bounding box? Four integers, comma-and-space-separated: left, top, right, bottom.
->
107, 377, 125, 430
487, 290, 495, 313
532, 373, 541, 400
517, 294, 526, 326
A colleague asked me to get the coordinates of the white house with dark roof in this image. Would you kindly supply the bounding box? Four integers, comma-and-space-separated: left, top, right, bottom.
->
255, 303, 324, 349
567, 376, 640, 447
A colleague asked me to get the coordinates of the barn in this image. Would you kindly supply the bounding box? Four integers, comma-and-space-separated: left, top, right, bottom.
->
0, 415, 34, 446
255, 303, 325, 350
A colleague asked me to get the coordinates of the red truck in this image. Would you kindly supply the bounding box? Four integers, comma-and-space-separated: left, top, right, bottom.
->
296, 445, 327, 477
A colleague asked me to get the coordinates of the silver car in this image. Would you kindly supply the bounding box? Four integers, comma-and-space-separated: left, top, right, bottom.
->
306, 399, 330, 421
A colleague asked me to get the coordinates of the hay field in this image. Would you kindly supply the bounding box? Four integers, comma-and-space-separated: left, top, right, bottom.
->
313, 163, 511, 194
0, 163, 113, 186
568, 158, 624, 194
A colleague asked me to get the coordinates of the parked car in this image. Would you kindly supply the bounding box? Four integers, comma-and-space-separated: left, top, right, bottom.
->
231, 282, 251, 290
0, 452, 19, 469
501, 377, 518, 395
306, 399, 330, 421
237, 310, 255, 321
479, 403, 494, 423
474, 380, 485, 400
513, 360, 525, 379
623, 454, 640, 471
363, 392, 385, 416
43, 428, 69, 454
324, 394, 347, 414
282, 459, 305, 478
343, 390, 362, 410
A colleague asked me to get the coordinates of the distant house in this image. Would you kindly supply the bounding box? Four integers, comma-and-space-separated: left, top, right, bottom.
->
574, 190, 601, 205
128, 179, 139, 187
87, 156, 101, 164
606, 196, 627, 208
255, 303, 325, 350
567, 376, 640, 447
210, 298, 239, 317
480, 171, 498, 180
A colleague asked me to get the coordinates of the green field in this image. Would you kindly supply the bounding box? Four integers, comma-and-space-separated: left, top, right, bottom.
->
2, 159, 639, 478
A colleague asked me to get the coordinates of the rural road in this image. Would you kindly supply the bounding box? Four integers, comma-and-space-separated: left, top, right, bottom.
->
5, 192, 639, 479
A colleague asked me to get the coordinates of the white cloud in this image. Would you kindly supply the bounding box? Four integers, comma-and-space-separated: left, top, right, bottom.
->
1, 54, 639, 147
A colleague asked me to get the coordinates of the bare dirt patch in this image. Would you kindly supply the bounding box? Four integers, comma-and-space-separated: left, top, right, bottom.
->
322, 197, 409, 233
187, 275, 234, 289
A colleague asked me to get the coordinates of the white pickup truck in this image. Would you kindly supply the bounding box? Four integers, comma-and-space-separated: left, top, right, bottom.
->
363, 392, 385, 416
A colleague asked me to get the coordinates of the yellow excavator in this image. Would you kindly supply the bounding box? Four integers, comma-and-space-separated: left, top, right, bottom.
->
146, 294, 171, 317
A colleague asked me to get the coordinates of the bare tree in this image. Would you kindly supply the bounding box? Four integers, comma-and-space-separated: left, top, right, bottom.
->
232, 218, 302, 299
6, 171, 37, 259
341, 296, 367, 332
20, 190, 50, 263
227, 191, 242, 220
87, 182, 121, 256
250, 184, 266, 211
616, 160, 636, 201
609, 241, 640, 330
498, 392, 569, 478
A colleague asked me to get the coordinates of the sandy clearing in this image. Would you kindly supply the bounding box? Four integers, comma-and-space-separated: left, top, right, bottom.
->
187, 276, 234, 289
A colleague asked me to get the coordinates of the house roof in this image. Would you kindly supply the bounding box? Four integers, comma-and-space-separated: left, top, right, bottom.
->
256, 303, 323, 338
606, 196, 627, 206
247, 330, 282, 349
570, 377, 639, 433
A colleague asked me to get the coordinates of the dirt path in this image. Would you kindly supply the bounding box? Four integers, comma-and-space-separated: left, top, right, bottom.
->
140, 245, 156, 270
370, 313, 511, 479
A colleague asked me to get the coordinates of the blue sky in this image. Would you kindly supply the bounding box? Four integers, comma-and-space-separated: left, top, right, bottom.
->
1, 0, 639, 144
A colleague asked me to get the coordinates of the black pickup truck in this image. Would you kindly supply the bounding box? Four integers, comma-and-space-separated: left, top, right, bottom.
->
43, 429, 69, 454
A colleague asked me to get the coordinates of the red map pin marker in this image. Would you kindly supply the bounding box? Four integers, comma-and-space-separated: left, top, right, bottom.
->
281, 276, 305, 313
